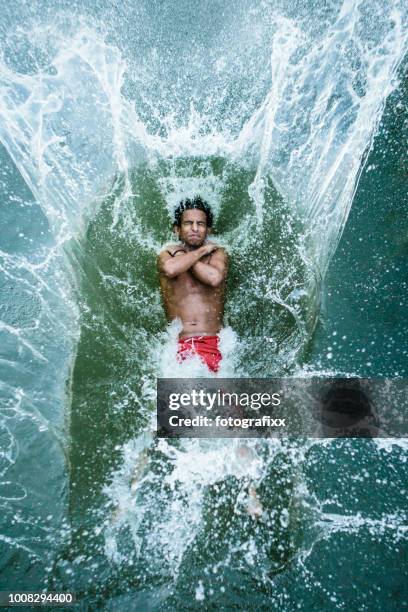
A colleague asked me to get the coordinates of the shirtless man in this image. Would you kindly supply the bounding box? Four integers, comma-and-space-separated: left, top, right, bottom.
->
157, 200, 263, 516
157, 196, 228, 372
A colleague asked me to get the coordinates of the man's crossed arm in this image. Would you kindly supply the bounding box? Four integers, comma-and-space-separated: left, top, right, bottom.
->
157, 244, 228, 288
191, 247, 227, 287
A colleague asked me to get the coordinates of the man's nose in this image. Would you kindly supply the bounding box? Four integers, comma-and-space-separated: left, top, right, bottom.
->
192, 222, 199, 232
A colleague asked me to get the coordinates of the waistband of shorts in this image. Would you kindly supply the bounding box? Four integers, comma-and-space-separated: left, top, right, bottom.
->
178, 334, 219, 342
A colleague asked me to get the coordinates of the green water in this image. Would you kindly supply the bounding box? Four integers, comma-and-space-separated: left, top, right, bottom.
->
310, 69, 408, 376
0, 1, 407, 609
45, 78, 407, 608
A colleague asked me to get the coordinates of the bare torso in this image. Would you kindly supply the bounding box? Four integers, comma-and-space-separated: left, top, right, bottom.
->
159, 245, 226, 337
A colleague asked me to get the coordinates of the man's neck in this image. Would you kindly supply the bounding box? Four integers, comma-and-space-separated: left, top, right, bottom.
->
180, 241, 205, 252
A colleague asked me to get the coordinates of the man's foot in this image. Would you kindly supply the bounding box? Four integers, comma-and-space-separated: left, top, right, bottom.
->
130, 451, 149, 493
246, 485, 263, 519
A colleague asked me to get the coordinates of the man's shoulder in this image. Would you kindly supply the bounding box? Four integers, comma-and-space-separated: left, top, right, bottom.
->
157, 244, 186, 261
159, 243, 179, 254
211, 243, 228, 257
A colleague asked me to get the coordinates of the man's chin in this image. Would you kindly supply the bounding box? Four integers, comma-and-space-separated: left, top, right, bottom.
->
185, 239, 204, 248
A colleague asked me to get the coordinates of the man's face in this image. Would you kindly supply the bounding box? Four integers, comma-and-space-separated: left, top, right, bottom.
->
175, 208, 209, 248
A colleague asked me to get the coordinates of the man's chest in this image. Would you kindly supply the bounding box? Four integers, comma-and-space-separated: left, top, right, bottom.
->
161, 268, 215, 302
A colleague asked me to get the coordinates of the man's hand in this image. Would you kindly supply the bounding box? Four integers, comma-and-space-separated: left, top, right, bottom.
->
158, 244, 213, 278
157, 242, 227, 286
200, 243, 219, 257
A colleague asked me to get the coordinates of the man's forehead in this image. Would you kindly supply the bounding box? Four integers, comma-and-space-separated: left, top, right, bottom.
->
181, 208, 207, 222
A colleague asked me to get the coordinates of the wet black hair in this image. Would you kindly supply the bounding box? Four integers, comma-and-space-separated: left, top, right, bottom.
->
173, 196, 213, 228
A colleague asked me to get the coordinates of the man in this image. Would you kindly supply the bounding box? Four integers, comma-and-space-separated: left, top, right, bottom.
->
157, 196, 228, 373
157, 200, 263, 517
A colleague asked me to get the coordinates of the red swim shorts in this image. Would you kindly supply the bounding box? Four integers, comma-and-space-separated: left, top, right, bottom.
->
177, 335, 222, 373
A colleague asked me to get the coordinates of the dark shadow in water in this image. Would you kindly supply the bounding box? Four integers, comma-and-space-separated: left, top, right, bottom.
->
319, 380, 379, 437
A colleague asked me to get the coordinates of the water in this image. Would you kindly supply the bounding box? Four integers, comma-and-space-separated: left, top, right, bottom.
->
0, 0, 407, 608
